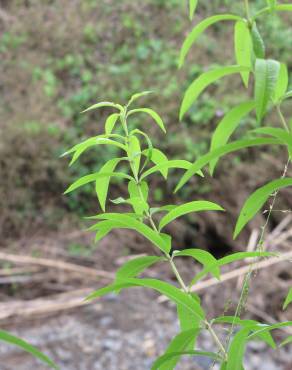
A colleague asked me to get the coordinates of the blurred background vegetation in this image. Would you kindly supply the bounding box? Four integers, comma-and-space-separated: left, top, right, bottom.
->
0, 0, 291, 247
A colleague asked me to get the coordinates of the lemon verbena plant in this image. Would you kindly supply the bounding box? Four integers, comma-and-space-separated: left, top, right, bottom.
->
62, 1, 292, 370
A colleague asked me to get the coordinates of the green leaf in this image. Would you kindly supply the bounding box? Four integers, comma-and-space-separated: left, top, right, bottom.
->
227, 328, 250, 370
179, 15, 241, 67
180, 65, 250, 119
127, 91, 153, 107
91, 213, 171, 253
105, 113, 120, 135
86, 278, 206, 320
128, 108, 166, 133
128, 180, 149, 215
64, 171, 132, 194
63, 136, 126, 166
210, 101, 256, 174
159, 201, 224, 230
177, 294, 202, 332
95, 158, 121, 212
251, 23, 265, 59
275, 4, 292, 11
155, 328, 200, 370
213, 317, 276, 349
251, 127, 292, 155
175, 138, 282, 192
254, 58, 280, 122
0, 330, 58, 369
283, 90, 292, 101
267, 0, 277, 8
234, 20, 252, 87
248, 321, 292, 340
81, 101, 123, 113
152, 350, 222, 370
283, 287, 292, 310
142, 160, 203, 180
273, 63, 288, 103
192, 252, 274, 285
280, 336, 292, 347
174, 249, 220, 279
189, 0, 198, 20
142, 148, 169, 179
128, 135, 141, 175
116, 256, 163, 281
234, 178, 292, 238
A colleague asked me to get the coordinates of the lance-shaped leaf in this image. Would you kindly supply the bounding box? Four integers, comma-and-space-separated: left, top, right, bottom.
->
280, 336, 292, 347
116, 256, 164, 281
81, 101, 123, 113
91, 213, 171, 253
210, 101, 256, 174
174, 294, 202, 370
127, 91, 153, 107
227, 328, 250, 370
174, 249, 220, 279
96, 158, 122, 211
213, 317, 276, 349
128, 135, 141, 175
141, 160, 203, 180
282, 91, 292, 101
234, 20, 253, 87
159, 201, 224, 230
142, 148, 168, 179
63, 136, 126, 166
248, 321, 292, 340
179, 15, 241, 67
180, 65, 250, 119
273, 63, 288, 103
86, 278, 206, 320
128, 180, 149, 215
192, 251, 274, 285
254, 58, 280, 122
64, 171, 133, 194
267, 0, 277, 8
283, 287, 292, 310
189, 0, 198, 20
153, 328, 202, 370
128, 108, 166, 133
0, 331, 58, 369
105, 113, 120, 135
275, 4, 292, 11
152, 350, 222, 370
234, 178, 292, 238
251, 23, 265, 59
251, 127, 292, 156
175, 138, 282, 192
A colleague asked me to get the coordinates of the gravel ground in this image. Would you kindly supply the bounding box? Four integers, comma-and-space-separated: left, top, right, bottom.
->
0, 288, 291, 370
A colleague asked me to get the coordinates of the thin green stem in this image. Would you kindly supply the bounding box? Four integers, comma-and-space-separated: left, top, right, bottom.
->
225, 104, 291, 349
169, 258, 189, 293
122, 113, 227, 359
244, 0, 251, 20
277, 105, 289, 132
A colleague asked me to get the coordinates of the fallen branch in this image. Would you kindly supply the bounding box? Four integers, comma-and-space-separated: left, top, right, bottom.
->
0, 251, 115, 280
158, 251, 292, 302
0, 288, 98, 322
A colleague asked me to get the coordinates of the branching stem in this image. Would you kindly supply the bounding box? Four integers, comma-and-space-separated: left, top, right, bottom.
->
123, 111, 227, 360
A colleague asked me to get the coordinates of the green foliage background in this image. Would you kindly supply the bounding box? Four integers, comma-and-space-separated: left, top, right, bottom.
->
0, 0, 291, 239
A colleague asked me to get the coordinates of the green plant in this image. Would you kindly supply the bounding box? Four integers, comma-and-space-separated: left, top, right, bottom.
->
0, 331, 57, 369
63, 1, 292, 369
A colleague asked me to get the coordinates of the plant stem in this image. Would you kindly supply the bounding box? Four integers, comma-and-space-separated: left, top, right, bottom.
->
225, 106, 291, 349
277, 105, 289, 132
169, 258, 189, 292
123, 112, 227, 360
244, 0, 251, 20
